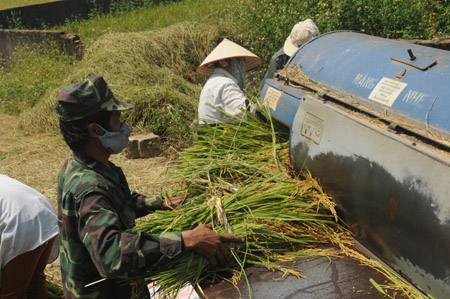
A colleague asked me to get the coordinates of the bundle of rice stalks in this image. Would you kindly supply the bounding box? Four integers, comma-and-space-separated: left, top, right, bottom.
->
131, 99, 434, 299
131, 101, 341, 297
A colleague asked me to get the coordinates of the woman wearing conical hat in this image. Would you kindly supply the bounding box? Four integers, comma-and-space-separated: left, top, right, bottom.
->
196, 39, 262, 126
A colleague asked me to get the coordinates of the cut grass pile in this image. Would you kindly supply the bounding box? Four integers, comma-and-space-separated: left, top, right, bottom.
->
17, 21, 222, 148
57, 0, 236, 47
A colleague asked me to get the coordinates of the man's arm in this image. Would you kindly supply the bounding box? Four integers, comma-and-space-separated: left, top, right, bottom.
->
182, 223, 245, 268
132, 192, 186, 218
132, 191, 164, 217
78, 193, 183, 279
79, 193, 244, 278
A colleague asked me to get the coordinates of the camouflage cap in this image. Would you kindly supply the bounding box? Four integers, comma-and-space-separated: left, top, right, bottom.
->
57, 74, 134, 122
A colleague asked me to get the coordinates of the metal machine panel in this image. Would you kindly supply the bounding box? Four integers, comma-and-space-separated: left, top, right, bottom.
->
201, 246, 388, 299
258, 31, 450, 298
290, 94, 450, 298
260, 79, 302, 128
289, 31, 450, 138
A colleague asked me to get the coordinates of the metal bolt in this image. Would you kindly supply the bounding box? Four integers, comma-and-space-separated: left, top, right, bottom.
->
407, 49, 416, 61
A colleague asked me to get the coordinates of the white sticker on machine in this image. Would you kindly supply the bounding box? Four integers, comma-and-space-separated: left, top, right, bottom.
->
368, 77, 407, 107
263, 87, 283, 111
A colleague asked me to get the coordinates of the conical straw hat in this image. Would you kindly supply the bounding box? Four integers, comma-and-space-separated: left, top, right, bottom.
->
196, 38, 262, 76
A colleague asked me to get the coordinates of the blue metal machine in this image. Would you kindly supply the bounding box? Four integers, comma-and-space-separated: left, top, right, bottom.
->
259, 31, 450, 299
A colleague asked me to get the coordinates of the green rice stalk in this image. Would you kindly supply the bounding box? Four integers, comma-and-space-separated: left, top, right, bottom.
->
131, 98, 430, 298
130, 98, 339, 297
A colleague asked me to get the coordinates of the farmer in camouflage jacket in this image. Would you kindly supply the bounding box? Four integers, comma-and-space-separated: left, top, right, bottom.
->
55, 74, 245, 299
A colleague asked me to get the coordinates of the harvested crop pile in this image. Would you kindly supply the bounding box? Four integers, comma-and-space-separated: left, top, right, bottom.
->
20, 21, 220, 147
131, 105, 339, 296
130, 102, 429, 298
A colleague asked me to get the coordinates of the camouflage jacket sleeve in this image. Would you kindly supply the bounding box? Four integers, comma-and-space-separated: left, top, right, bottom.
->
78, 192, 183, 279
131, 191, 165, 218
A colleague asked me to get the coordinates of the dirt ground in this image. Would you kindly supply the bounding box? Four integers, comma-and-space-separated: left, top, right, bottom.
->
0, 112, 174, 286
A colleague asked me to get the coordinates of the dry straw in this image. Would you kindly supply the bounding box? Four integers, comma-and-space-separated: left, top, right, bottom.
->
19, 22, 220, 146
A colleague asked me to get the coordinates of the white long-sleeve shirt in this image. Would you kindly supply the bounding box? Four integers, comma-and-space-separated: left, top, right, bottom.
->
0, 175, 58, 287
198, 68, 248, 125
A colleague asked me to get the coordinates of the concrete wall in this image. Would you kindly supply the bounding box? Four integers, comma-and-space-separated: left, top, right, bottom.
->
0, 29, 83, 62
0, 0, 106, 62
0, 0, 145, 62
0, 0, 91, 29
0, 0, 144, 29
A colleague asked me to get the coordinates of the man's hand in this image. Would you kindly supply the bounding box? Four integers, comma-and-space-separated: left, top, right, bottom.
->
163, 194, 187, 210
181, 223, 245, 268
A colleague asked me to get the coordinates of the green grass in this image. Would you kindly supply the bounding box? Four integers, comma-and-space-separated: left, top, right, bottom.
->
0, 47, 75, 115
57, 0, 235, 47
0, 0, 58, 10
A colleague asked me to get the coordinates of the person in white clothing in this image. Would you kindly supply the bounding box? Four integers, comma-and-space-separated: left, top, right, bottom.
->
259, 19, 319, 95
196, 38, 262, 126
0, 174, 59, 299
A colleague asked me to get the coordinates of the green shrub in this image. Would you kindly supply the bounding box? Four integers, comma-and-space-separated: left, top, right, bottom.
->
229, 0, 450, 66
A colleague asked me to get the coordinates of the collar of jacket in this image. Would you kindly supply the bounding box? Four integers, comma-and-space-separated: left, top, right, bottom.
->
72, 150, 124, 187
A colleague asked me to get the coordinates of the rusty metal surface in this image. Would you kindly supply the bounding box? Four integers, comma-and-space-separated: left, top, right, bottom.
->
200, 252, 388, 299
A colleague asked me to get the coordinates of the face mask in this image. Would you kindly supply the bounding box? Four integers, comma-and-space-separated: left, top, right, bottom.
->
231, 58, 246, 90
96, 122, 130, 154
